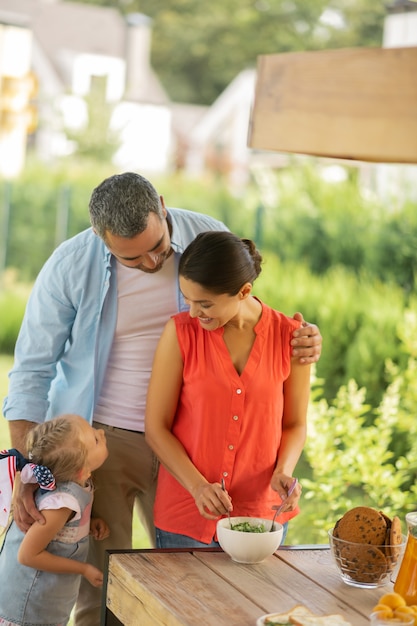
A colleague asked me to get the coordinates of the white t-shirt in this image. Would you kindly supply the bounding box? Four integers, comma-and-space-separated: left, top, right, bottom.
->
93, 254, 177, 431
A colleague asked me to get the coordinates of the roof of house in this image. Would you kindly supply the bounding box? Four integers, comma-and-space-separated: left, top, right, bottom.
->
0, 0, 168, 103
0, 0, 125, 55
189, 69, 256, 144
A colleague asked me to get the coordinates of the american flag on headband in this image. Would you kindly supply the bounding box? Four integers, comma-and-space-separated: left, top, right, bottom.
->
29, 463, 56, 491
0, 449, 56, 527
0, 451, 18, 527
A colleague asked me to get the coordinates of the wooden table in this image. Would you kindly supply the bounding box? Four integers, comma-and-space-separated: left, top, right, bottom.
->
101, 546, 392, 625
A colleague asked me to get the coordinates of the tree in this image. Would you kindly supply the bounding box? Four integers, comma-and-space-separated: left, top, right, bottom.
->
65, 76, 120, 161
67, 0, 385, 104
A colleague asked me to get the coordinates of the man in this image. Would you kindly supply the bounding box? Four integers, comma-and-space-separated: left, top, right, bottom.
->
3, 172, 322, 626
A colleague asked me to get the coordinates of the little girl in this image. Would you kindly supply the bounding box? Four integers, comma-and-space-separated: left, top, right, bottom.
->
0, 414, 109, 626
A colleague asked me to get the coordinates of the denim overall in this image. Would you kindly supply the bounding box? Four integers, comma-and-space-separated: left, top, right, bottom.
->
0, 481, 92, 626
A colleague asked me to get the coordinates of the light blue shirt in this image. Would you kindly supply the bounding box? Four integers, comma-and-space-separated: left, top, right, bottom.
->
3, 208, 228, 424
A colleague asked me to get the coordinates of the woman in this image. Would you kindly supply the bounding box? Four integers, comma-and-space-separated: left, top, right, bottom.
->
145, 231, 311, 548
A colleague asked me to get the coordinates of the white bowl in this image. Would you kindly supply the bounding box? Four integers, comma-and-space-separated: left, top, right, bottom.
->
216, 516, 283, 564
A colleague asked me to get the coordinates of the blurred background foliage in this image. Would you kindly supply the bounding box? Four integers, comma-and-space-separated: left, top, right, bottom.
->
67, 0, 386, 105
1, 157, 417, 544
2, 158, 417, 415
2, 159, 416, 410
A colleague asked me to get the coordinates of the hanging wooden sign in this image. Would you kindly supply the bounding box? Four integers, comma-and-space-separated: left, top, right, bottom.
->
248, 46, 417, 163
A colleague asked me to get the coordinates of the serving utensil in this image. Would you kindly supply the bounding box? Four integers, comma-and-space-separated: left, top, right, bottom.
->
270, 477, 298, 532
221, 478, 232, 528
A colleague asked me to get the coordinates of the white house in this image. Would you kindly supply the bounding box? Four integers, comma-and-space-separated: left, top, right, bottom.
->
0, 0, 175, 176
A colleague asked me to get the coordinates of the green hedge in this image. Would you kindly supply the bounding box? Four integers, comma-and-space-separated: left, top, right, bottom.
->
0, 286, 28, 353
1, 158, 416, 410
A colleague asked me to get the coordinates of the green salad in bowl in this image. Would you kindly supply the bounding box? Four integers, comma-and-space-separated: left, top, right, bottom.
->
230, 521, 266, 533
217, 516, 283, 563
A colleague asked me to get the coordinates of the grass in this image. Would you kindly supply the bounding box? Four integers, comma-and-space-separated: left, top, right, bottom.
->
0, 355, 11, 448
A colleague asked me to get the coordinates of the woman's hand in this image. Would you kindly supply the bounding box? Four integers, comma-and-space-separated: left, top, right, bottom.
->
192, 482, 233, 520
271, 474, 302, 512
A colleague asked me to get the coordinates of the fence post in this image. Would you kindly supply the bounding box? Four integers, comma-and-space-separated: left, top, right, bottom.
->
55, 183, 70, 248
0, 180, 11, 286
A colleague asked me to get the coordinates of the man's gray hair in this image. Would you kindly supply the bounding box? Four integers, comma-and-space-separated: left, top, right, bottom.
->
89, 172, 164, 239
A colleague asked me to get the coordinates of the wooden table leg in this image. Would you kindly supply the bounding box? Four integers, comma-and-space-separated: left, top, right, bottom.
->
101, 550, 123, 626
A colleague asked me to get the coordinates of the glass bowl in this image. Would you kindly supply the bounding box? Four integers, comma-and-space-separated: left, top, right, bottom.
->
328, 528, 407, 588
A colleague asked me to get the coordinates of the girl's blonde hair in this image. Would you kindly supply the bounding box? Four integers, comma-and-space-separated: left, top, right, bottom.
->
25, 414, 88, 483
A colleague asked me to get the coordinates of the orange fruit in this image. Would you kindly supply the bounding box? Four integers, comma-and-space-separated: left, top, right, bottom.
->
395, 607, 417, 626
410, 606, 417, 616
371, 604, 394, 618
378, 592, 407, 610
395, 607, 415, 616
